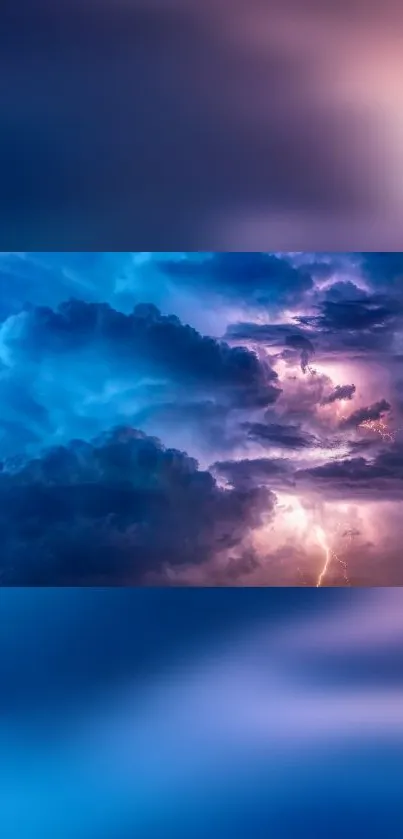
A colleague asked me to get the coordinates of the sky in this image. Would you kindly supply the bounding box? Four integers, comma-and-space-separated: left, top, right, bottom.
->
1, 588, 403, 839
1, 251, 403, 585
2, 1, 403, 249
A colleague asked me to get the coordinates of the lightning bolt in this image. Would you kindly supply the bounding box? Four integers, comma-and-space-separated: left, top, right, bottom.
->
359, 418, 396, 442
315, 526, 333, 587
315, 525, 350, 587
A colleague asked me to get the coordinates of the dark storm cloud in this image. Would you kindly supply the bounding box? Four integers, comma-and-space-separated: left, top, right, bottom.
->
339, 399, 391, 430
0, 300, 281, 456
0, 0, 391, 249
243, 420, 318, 450
322, 280, 366, 303
160, 253, 314, 308
226, 323, 316, 373
321, 384, 356, 406
298, 294, 400, 333
291, 284, 403, 357
226, 324, 309, 343
23, 300, 278, 399
212, 457, 294, 490
0, 427, 274, 584
296, 444, 403, 499
285, 335, 316, 373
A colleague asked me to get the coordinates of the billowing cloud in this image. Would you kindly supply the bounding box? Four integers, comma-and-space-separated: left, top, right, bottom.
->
0, 297, 280, 458
1, 251, 403, 585
0, 427, 274, 584
21, 299, 277, 398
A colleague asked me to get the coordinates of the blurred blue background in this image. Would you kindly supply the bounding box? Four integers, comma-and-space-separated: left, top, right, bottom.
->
2, 1, 403, 249
1, 588, 402, 838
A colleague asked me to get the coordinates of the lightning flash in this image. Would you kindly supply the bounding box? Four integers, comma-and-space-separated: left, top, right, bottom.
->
359, 418, 396, 442
315, 525, 350, 587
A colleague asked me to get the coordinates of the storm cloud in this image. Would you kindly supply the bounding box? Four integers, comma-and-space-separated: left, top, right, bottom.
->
339, 399, 391, 430
0, 426, 273, 585
321, 384, 356, 406
1, 251, 403, 585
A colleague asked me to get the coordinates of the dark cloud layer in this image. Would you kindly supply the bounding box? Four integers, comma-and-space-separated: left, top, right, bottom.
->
0, 297, 281, 460
339, 399, 391, 430
321, 384, 356, 406
244, 421, 319, 450
297, 444, 403, 500
213, 457, 294, 490
298, 293, 401, 333
226, 323, 316, 373
0, 427, 273, 584
18, 300, 279, 403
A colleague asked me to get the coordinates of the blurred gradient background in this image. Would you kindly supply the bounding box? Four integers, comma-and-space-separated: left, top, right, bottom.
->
1, 588, 403, 839
2, 0, 403, 249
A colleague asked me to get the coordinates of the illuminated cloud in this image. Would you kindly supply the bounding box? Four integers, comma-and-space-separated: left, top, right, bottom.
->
296, 443, 403, 501
1, 251, 403, 584
339, 399, 391, 430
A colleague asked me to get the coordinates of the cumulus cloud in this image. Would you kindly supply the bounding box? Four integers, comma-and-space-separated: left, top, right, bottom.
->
0, 298, 281, 459
0, 426, 274, 584
16, 300, 278, 399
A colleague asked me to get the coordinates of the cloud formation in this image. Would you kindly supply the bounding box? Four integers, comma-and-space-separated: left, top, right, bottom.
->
1, 250, 403, 585
0, 426, 273, 584
339, 399, 391, 430
321, 384, 356, 406
160, 253, 314, 308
